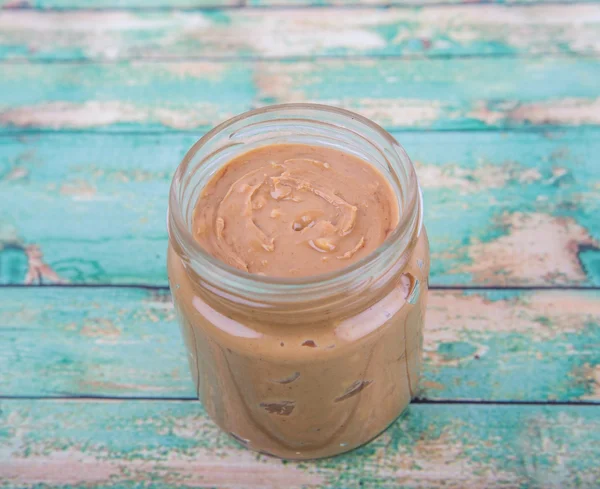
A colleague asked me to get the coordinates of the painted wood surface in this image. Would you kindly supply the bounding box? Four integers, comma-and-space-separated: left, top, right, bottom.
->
0, 0, 242, 7
2, 57, 600, 133
1, 130, 598, 287
1, 1, 599, 484
1, 399, 599, 489
2, 5, 599, 61
248, 0, 600, 5
248, 0, 600, 4
1, 287, 598, 401
2, 0, 598, 8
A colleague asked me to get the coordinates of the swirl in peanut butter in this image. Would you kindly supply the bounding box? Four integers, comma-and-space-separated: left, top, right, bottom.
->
193, 144, 398, 277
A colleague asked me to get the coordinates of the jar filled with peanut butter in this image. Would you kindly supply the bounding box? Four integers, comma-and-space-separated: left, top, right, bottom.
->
167, 104, 429, 460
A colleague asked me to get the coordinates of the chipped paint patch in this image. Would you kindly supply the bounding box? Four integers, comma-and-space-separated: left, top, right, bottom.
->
0, 101, 220, 130
234, 10, 387, 57
382, 429, 520, 489
0, 452, 122, 486
60, 180, 97, 200
581, 364, 600, 400
0, 448, 325, 488
2, 166, 29, 181
0, 11, 185, 60
519, 411, 600, 488
509, 98, 600, 126
2, 5, 600, 61
0, 101, 147, 129
80, 318, 121, 339
349, 99, 441, 127
420, 380, 445, 391
255, 66, 307, 102
457, 212, 599, 285
165, 62, 226, 80
425, 289, 600, 348
2, 401, 598, 488
256, 69, 441, 128
471, 98, 600, 127
415, 161, 541, 192
23, 245, 64, 285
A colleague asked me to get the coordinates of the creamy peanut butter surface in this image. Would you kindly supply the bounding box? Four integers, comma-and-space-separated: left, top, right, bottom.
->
193, 144, 398, 277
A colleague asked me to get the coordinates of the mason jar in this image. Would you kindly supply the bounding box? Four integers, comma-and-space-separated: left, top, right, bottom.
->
167, 104, 429, 460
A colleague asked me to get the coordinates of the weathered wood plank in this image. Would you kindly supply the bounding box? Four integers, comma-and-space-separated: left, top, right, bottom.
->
0, 0, 242, 7
2, 0, 599, 8
1, 399, 599, 488
249, 0, 600, 5
1, 57, 600, 132
1, 130, 598, 287
1, 287, 598, 401
1, 5, 599, 61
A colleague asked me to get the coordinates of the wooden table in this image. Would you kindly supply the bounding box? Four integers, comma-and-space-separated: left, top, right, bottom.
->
1, 1, 599, 487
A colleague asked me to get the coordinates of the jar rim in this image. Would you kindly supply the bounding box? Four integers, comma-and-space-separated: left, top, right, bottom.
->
168, 103, 422, 298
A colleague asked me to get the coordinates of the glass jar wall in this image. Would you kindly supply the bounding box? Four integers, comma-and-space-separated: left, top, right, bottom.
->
167, 104, 429, 460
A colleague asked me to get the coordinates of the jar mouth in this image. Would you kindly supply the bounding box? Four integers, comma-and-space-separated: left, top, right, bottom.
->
168, 103, 422, 298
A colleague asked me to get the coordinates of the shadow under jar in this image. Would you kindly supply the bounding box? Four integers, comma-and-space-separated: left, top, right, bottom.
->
167, 104, 429, 460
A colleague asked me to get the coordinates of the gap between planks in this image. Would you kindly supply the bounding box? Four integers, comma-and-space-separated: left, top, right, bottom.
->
2, 124, 600, 136
0, 395, 598, 405
1, 284, 600, 291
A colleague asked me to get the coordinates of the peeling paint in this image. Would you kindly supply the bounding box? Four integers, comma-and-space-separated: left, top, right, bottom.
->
471, 98, 600, 127
416, 160, 541, 192
0, 448, 325, 488
1, 5, 599, 61
388, 431, 520, 489
1, 287, 598, 401
426, 290, 600, 343
0, 101, 148, 129
458, 213, 599, 285
3, 400, 597, 489
581, 364, 600, 400
23, 245, 64, 285
350, 99, 442, 127
0, 101, 224, 130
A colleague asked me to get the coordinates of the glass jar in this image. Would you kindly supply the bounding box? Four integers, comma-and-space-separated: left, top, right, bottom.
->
167, 104, 429, 460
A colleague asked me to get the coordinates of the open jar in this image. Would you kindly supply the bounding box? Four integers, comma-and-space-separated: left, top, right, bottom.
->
167, 104, 429, 460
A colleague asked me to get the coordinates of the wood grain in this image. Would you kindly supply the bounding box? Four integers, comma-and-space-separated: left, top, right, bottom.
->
1, 130, 598, 287
0, 0, 243, 7
1, 287, 598, 401
1, 5, 599, 61
2, 0, 598, 8
1, 399, 599, 489
248, 0, 600, 5
0, 0, 597, 484
1, 57, 600, 132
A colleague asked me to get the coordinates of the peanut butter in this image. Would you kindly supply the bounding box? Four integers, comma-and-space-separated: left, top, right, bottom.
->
168, 141, 429, 460
193, 144, 398, 277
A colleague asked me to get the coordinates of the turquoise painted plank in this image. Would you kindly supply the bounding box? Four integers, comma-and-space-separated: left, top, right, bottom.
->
0, 0, 242, 7
1, 399, 599, 488
0, 287, 191, 397
1, 57, 600, 132
2, 0, 598, 7
250, 0, 600, 4
1, 130, 598, 287
1, 287, 598, 401
1, 5, 599, 61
